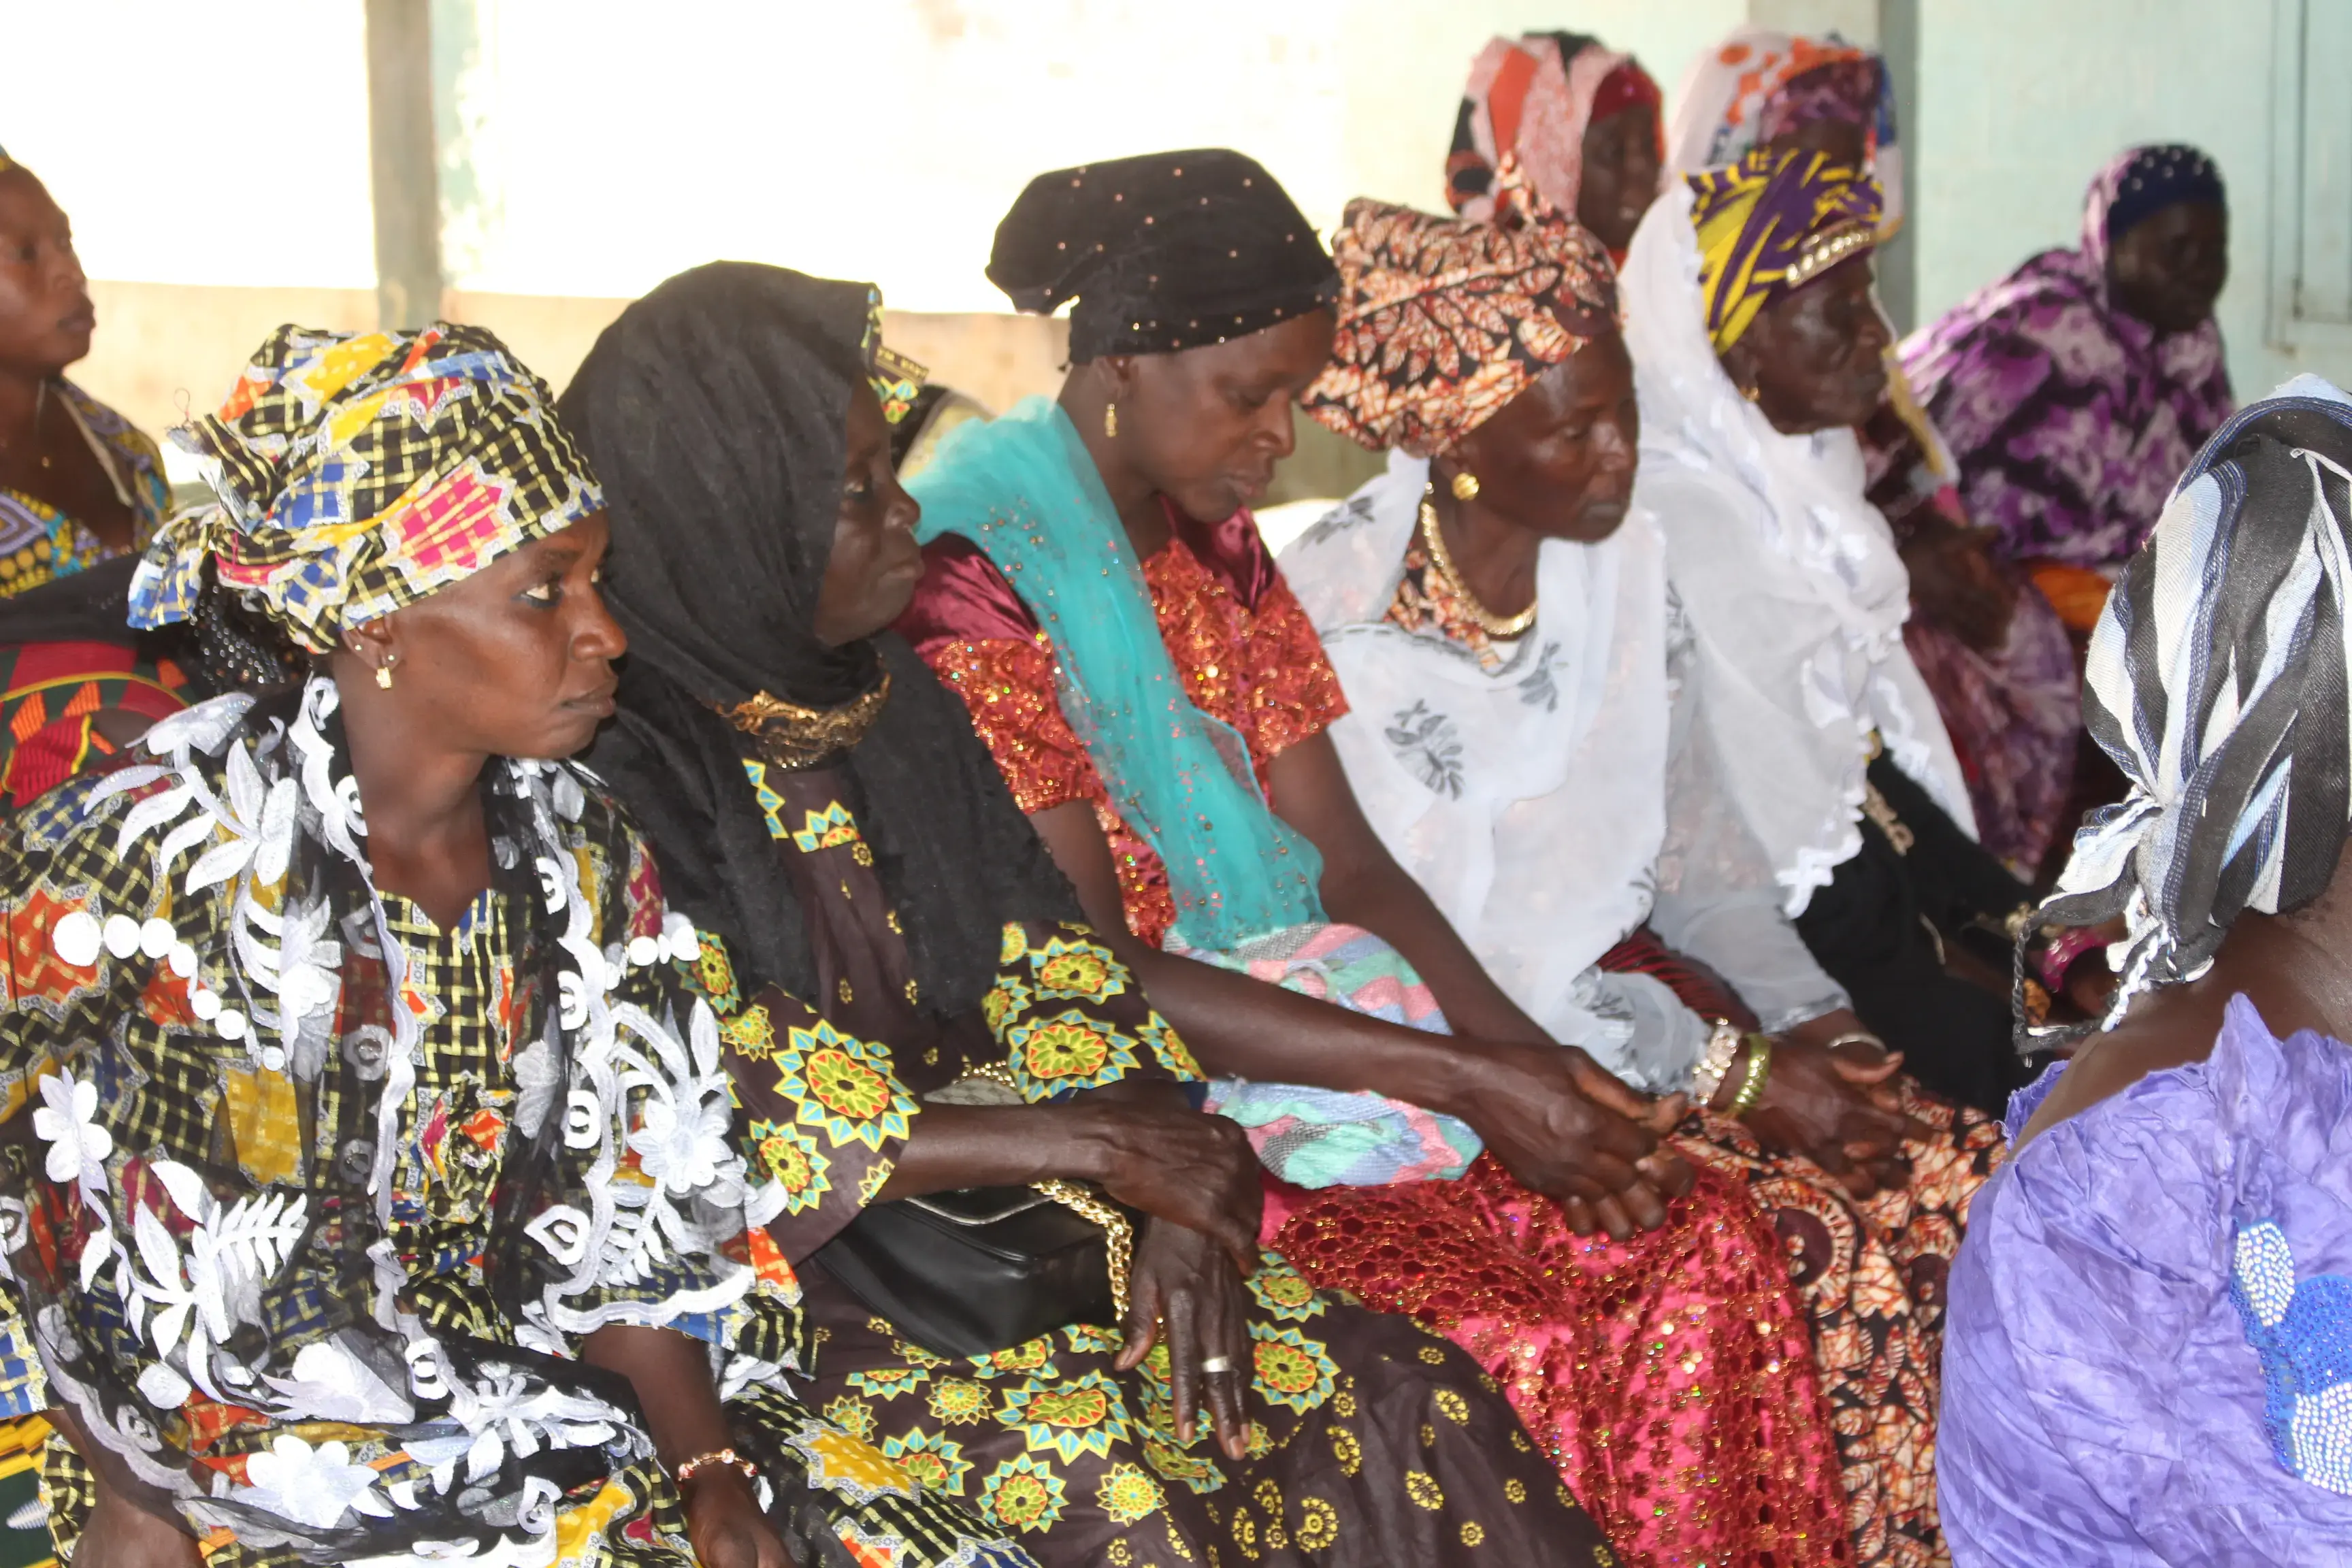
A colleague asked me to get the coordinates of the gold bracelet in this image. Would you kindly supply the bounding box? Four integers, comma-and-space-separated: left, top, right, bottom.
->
1691, 1019, 1744, 1105
1728, 1038, 1774, 1116
675, 1446, 759, 1488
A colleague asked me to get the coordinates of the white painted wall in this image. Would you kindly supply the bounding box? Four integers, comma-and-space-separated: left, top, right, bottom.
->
5, 0, 2336, 404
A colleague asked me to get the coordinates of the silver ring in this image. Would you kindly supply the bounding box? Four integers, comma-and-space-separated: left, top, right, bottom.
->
1196, 1356, 1236, 1375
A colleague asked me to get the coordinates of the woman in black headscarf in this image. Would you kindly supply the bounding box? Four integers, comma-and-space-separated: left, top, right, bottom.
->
565, 261, 1606, 1567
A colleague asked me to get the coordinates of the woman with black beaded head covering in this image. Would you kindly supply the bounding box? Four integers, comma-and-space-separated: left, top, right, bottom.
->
901, 152, 1689, 1207
566, 260, 1610, 1568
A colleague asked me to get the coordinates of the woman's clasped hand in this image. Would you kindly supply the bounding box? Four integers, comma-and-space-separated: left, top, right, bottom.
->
1446, 1039, 1693, 1233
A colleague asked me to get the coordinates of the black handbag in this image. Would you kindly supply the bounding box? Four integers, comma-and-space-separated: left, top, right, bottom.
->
808, 1075, 1137, 1359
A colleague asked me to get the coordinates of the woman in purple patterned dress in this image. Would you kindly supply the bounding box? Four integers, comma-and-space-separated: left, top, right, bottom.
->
1940, 379, 2352, 1565
1898, 144, 2233, 623
1893, 146, 2232, 881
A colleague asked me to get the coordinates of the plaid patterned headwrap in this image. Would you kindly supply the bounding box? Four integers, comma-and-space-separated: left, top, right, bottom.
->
1687, 147, 1882, 353
129, 323, 602, 651
1302, 159, 1618, 457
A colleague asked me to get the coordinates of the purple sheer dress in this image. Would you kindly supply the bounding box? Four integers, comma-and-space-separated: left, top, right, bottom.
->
1941, 996, 2352, 1563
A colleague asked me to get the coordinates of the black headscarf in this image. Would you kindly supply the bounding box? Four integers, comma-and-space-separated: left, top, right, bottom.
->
987, 148, 1337, 361
564, 263, 1079, 1017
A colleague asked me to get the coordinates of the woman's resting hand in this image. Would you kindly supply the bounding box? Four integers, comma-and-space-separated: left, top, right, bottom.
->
1740, 1025, 1917, 1198
1901, 521, 2016, 653
1077, 1087, 1264, 1272
685, 1467, 798, 1568
1117, 1219, 1256, 1461
1453, 1042, 1693, 1236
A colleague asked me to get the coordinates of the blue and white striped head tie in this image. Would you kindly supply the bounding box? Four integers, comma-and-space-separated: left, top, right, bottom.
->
2038, 376, 2352, 1032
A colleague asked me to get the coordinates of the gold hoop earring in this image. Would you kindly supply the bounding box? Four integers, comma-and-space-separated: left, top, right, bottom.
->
1450, 470, 1481, 502
1104, 402, 1119, 440
375, 654, 397, 690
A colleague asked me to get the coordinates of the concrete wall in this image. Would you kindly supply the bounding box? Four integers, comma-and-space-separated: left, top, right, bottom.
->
7, 0, 2336, 471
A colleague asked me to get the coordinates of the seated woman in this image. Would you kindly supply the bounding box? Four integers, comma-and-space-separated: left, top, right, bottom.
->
564, 259, 1604, 1567
1443, 31, 1665, 261
1284, 170, 2004, 1568
896, 149, 1870, 1568
0, 147, 188, 811
1940, 378, 2352, 1564
0, 325, 1034, 1567
1896, 144, 2232, 632
1618, 144, 2036, 1115
1670, 36, 2082, 877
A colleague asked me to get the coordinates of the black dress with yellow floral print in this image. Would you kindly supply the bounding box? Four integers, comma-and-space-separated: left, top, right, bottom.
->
696, 763, 1612, 1567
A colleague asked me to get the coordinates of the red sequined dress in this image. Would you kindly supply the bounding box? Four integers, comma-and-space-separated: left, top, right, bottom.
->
898, 501, 1858, 1568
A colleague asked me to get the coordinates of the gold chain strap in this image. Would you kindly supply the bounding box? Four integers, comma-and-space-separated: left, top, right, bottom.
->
1032, 1178, 1133, 1322
960, 1062, 1133, 1321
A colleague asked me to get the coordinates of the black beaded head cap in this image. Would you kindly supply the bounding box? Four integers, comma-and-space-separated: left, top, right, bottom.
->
987, 148, 1339, 361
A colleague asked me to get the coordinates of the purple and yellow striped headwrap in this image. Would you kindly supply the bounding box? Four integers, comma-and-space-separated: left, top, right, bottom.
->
1687, 147, 1881, 353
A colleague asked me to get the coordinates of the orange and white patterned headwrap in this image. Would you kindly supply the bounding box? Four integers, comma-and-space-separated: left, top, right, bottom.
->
1302, 160, 1617, 457
129, 324, 602, 651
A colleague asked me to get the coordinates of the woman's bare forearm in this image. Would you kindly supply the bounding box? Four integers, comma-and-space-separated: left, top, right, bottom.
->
1125, 942, 1514, 1120
579, 1324, 735, 1471
1023, 798, 1519, 1121
1313, 858, 1551, 1045
874, 1082, 1196, 1201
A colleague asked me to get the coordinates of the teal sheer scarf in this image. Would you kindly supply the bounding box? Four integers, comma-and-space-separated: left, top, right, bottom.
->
907, 395, 1325, 949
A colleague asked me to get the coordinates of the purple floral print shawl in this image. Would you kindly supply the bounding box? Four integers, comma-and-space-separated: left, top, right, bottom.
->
1897, 147, 2234, 571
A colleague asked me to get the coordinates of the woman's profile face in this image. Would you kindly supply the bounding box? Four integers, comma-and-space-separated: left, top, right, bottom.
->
1446, 327, 1639, 543
1578, 104, 1662, 254
1725, 256, 1891, 434
363, 512, 627, 760
813, 381, 925, 647
1761, 116, 1869, 174
1109, 308, 1336, 521
0, 167, 93, 376
2108, 199, 2228, 333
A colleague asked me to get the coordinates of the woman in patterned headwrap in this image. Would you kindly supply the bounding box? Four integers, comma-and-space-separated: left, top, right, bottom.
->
1622, 146, 2041, 1126
1443, 33, 1666, 259
0, 323, 1037, 1568
1281, 167, 2002, 1568
1670, 31, 2087, 877
566, 259, 1614, 1568
0, 146, 187, 816
1942, 378, 2352, 1565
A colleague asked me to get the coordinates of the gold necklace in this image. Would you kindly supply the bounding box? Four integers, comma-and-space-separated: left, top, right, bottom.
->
1418, 483, 1536, 638
713, 672, 892, 770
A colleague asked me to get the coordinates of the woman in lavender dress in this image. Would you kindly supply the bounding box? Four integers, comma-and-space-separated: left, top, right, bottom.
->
1940, 378, 2352, 1563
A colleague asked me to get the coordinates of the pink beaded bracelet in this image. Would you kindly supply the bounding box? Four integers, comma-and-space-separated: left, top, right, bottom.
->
2036, 926, 2106, 992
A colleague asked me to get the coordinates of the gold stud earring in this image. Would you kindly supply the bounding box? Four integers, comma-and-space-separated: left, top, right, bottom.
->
1103, 401, 1119, 440
1740, 382, 1762, 404
375, 655, 397, 690
1450, 470, 1481, 502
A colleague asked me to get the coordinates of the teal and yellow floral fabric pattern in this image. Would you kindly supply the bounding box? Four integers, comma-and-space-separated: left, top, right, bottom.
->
693, 779, 1603, 1563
